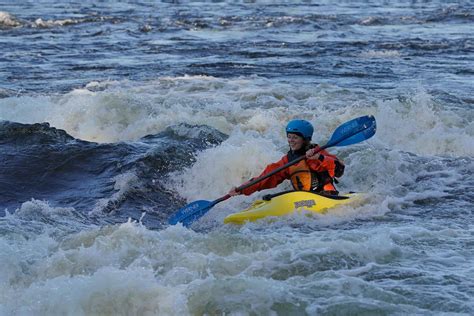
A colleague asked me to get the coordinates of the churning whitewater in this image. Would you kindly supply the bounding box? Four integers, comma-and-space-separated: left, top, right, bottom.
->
1, 1, 473, 315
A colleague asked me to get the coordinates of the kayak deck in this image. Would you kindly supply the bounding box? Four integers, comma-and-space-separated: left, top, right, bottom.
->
224, 191, 361, 225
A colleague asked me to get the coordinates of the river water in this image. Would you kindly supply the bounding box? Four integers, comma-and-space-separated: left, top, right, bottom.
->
1, 1, 473, 315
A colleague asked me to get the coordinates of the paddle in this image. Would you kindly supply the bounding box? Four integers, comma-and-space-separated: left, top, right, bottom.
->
168, 115, 376, 227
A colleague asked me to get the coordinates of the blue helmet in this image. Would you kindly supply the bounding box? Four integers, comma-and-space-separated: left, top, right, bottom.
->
286, 119, 314, 140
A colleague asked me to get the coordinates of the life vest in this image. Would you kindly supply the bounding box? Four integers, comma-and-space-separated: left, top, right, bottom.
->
287, 146, 343, 193
288, 159, 317, 191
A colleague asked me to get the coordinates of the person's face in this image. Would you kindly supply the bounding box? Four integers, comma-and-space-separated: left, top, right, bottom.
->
287, 133, 305, 151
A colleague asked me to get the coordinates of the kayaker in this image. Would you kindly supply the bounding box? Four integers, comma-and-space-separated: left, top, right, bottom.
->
228, 119, 345, 197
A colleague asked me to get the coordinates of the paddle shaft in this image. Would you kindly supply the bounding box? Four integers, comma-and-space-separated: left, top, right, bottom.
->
212, 145, 324, 206
236, 146, 316, 192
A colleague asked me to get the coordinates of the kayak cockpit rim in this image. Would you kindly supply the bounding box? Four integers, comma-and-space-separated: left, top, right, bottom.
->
262, 190, 354, 201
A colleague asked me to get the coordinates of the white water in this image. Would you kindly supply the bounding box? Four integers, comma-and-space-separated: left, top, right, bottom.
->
2, 209, 472, 314
1, 76, 473, 314
1, 76, 471, 156
2, 0, 473, 313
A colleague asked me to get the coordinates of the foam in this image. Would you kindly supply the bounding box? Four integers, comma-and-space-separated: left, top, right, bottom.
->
0, 11, 21, 27
0, 77, 470, 158
359, 50, 401, 58
1, 211, 472, 314
14, 199, 75, 219
32, 18, 83, 28
373, 87, 473, 156
167, 131, 282, 202
90, 172, 140, 215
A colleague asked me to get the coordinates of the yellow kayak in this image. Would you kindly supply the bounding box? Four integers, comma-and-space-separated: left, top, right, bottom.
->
224, 191, 361, 225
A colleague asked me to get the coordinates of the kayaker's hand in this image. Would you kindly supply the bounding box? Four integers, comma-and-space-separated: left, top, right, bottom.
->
306, 148, 321, 160
228, 187, 241, 196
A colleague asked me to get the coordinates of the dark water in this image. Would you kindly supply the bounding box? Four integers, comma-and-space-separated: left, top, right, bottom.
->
1, 1, 473, 315
0, 120, 227, 227
2, 2, 473, 98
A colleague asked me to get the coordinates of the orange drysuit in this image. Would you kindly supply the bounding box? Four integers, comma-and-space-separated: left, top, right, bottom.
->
240, 145, 343, 196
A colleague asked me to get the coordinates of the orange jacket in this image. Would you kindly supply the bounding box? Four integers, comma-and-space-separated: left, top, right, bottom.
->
240, 146, 340, 195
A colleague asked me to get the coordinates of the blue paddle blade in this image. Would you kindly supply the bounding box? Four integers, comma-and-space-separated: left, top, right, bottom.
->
327, 115, 376, 147
168, 200, 214, 227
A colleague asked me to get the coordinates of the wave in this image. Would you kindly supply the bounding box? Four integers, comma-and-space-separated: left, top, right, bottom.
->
32, 17, 86, 28
0, 121, 75, 144
0, 10, 116, 29
0, 120, 227, 227
373, 88, 474, 157
425, 5, 474, 23
1, 76, 471, 156
359, 50, 401, 58
1, 77, 471, 230
0, 11, 21, 28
